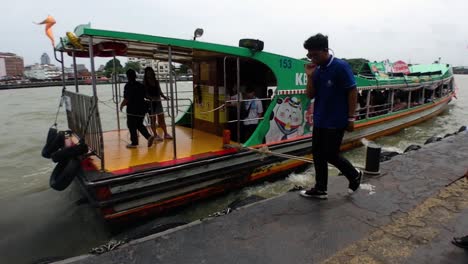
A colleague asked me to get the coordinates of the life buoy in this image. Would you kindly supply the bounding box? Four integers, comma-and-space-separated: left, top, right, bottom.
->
51, 143, 89, 163
94, 42, 127, 57
50, 158, 81, 191
66, 32, 84, 50
41, 129, 65, 159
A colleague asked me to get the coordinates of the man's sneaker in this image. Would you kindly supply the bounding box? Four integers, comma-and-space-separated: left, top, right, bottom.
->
147, 136, 155, 147
452, 235, 468, 249
348, 169, 363, 194
299, 188, 328, 200
126, 144, 137, 149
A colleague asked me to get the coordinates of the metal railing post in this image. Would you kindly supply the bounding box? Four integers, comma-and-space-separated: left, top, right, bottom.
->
112, 53, 120, 130
168, 46, 177, 159
365, 90, 371, 119
223, 57, 228, 124
408, 91, 412, 109
60, 52, 66, 90
236, 57, 241, 143
390, 89, 394, 112
422, 87, 425, 104
88, 36, 104, 170
88, 37, 98, 98
72, 52, 79, 93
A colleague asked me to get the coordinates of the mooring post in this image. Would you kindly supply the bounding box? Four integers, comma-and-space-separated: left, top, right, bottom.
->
365, 141, 381, 175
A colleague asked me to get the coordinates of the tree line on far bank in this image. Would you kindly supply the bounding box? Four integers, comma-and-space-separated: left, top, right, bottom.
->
105, 57, 369, 78
300, 57, 369, 74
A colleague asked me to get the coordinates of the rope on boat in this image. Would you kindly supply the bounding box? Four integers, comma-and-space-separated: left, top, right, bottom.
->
228, 144, 314, 164
178, 103, 226, 115
98, 99, 225, 118
89, 240, 127, 255
52, 87, 66, 127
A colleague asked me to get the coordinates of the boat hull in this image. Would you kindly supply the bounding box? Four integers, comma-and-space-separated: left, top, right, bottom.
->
77, 94, 453, 222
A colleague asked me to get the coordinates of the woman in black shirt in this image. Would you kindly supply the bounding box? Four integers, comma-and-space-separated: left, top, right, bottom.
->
120, 69, 155, 148
143, 67, 172, 140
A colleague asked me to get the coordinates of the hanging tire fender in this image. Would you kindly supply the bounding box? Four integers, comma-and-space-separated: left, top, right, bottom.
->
51, 144, 89, 163
50, 158, 81, 191
41, 129, 65, 159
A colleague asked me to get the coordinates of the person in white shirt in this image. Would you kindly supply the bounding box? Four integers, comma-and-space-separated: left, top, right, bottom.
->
242, 87, 263, 142
226, 86, 243, 142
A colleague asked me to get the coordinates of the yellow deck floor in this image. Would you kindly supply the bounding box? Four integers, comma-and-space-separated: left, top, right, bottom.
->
92, 126, 230, 172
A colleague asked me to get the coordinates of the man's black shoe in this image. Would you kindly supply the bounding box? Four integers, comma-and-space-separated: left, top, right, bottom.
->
348, 169, 363, 194
299, 188, 328, 200
452, 235, 468, 249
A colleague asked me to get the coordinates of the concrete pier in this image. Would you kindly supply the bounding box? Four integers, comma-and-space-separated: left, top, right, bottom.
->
57, 132, 468, 264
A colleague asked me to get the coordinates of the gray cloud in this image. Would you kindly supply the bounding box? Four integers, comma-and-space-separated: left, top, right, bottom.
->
1, 0, 467, 67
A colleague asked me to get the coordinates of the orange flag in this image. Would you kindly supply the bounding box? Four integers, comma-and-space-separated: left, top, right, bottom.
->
36, 15, 56, 47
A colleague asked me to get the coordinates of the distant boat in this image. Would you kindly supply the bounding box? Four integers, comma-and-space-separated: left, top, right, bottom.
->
48, 24, 456, 222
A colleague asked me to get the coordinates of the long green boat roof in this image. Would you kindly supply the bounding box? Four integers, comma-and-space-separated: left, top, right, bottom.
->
58, 24, 311, 90
57, 24, 452, 91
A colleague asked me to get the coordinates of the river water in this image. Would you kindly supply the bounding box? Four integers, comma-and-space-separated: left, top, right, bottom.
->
0, 76, 467, 264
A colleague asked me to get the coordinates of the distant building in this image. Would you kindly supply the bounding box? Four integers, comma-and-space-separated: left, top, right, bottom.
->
24, 63, 61, 80
40, 53, 51, 65
71, 63, 88, 72
0, 52, 24, 79
453, 66, 468, 74
128, 58, 170, 75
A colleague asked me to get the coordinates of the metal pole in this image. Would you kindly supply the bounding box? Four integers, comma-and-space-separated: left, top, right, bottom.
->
113, 53, 120, 130
390, 89, 394, 112
236, 57, 241, 143
88, 36, 104, 170
365, 89, 371, 119
164, 69, 170, 116
223, 56, 228, 125
422, 87, 425, 104
168, 46, 177, 159
72, 52, 79, 92
60, 52, 66, 90
174, 70, 179, 111
408, 91, 412, 109
88, 37, 98, 98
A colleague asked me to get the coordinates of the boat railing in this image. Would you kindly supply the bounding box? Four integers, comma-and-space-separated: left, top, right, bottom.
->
356, 102, 393, 120
63, 90, 105, 169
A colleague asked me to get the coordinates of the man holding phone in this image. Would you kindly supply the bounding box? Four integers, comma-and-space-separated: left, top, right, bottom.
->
300, 33, 362, 199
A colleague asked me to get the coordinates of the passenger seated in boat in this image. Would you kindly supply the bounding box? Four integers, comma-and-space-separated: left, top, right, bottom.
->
267, 88, 274, 98
263, 88, 274, 110
410, 91, 423, 107
226, 86, 243, 141
425, 90, 434, 103
369, 90, 386, 117
393, 96, 408, 111
241, 87, 263, 142
120, 69, 155, 148
143, 67, 172, 141
357, 91, 367, 120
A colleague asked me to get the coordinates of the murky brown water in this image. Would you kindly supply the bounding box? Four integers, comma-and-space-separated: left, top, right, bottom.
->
0, 76, 466, 264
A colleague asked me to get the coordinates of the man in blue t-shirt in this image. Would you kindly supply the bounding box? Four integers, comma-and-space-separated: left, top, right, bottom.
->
300, 34, 362, 200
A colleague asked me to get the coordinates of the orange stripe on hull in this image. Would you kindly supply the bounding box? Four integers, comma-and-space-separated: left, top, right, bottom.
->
104, 159, 309, 220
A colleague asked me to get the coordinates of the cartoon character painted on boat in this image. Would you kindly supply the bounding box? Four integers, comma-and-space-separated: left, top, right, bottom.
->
265, 96, 304, 143
303, 99, 314, 135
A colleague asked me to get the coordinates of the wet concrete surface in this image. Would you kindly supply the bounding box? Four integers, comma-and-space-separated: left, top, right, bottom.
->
56, 132, 468, 264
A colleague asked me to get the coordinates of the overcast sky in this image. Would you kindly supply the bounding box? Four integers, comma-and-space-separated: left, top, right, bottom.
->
1, 0, 467, 67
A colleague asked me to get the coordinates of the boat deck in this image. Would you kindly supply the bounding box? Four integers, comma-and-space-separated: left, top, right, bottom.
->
91, 126, 233, 173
